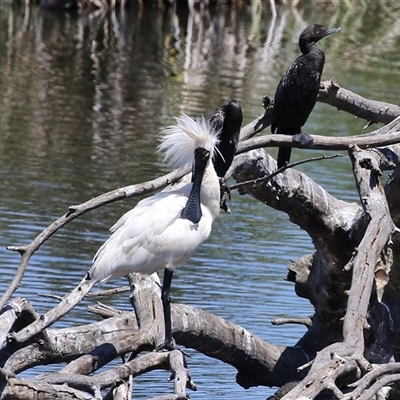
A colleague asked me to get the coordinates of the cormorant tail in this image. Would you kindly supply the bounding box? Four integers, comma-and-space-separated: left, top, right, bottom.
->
277, 147, 292, 169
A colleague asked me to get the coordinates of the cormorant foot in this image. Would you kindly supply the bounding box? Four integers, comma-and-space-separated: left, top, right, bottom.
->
293, 133, 313, 146
219, 180, 231, 214
220, 200, 231, 214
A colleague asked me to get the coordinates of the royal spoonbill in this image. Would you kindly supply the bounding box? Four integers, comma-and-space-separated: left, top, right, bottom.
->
272, 24, 340, 168
89, 114, 220, 351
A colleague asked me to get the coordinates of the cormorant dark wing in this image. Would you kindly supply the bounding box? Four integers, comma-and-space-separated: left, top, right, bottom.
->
210, 100, 243, 178
208, 99, 243, 213
272, 54, 322, 136
271, 61, 300, 135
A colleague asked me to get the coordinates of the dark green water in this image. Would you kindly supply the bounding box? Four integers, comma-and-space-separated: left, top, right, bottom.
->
0, 1, 399, 398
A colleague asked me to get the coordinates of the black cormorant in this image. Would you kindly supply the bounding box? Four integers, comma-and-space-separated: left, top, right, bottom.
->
210, 99, 243, 178
209, 99, 243, 212
272, 24, 340, 168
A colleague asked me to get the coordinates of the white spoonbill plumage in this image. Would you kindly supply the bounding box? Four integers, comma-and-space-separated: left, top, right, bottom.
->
89, 114, 221, 350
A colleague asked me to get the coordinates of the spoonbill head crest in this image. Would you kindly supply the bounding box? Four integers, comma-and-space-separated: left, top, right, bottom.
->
158, 114, 220, 170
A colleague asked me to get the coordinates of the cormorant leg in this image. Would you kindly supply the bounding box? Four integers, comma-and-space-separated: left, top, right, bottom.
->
219, 179, 231, 213
156, 268, 176, 351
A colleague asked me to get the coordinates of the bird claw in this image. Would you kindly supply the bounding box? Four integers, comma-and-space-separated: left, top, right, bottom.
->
220, 201, 231, 214
292, 132, 313, 146
219, 180, 231, 213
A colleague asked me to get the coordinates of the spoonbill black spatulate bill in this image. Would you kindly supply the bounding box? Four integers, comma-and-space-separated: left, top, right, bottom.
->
89, 114, 220, 351
271, 24, 340, 168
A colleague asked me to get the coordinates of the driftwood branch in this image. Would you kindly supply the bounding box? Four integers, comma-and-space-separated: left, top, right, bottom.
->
0, 273, 302, 398
237, 114, 400, 155
252, 78, 400, 137
278, 145, 397, 399
318, 79, 400, 125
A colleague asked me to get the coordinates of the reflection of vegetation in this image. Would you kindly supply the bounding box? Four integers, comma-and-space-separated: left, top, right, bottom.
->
1, 0, 400, 195
25, 0, 400, 12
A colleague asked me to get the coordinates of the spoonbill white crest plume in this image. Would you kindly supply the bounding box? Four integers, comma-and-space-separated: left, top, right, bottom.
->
89, 114, 220, 351
209, 99, 243, 212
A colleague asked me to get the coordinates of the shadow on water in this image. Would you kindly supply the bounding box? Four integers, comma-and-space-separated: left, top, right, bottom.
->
1, 1, 400, 398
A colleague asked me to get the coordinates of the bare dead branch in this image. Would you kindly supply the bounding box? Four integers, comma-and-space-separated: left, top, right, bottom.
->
355, 373, 400, 400
1, 168, 188, 312
86, 286, 130, 298
271, 317, 312, 327
1, 378, 93, 400
8, 275, 96, 344
0, 298, 38, 347
237, 115, 400, 156
318, 79, 400, 125
343, 146, 396, 345
40, 352, 169, 391
344, 363, 400, 399
229, 153, 342, 191
279, 145, 397, 399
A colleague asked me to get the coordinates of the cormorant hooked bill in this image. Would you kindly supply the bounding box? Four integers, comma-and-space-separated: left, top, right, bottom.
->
209, 99, 243, 212
271, 24, 340, 168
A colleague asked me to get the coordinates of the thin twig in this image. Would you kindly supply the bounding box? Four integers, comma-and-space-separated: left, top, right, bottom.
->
37, 293, 63, 301
86, 286, 130, 298
1, 168, 188, 311
229, 154, 343, 191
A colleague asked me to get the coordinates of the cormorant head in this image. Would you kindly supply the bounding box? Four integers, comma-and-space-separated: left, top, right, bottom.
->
299, 24, 341, 54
